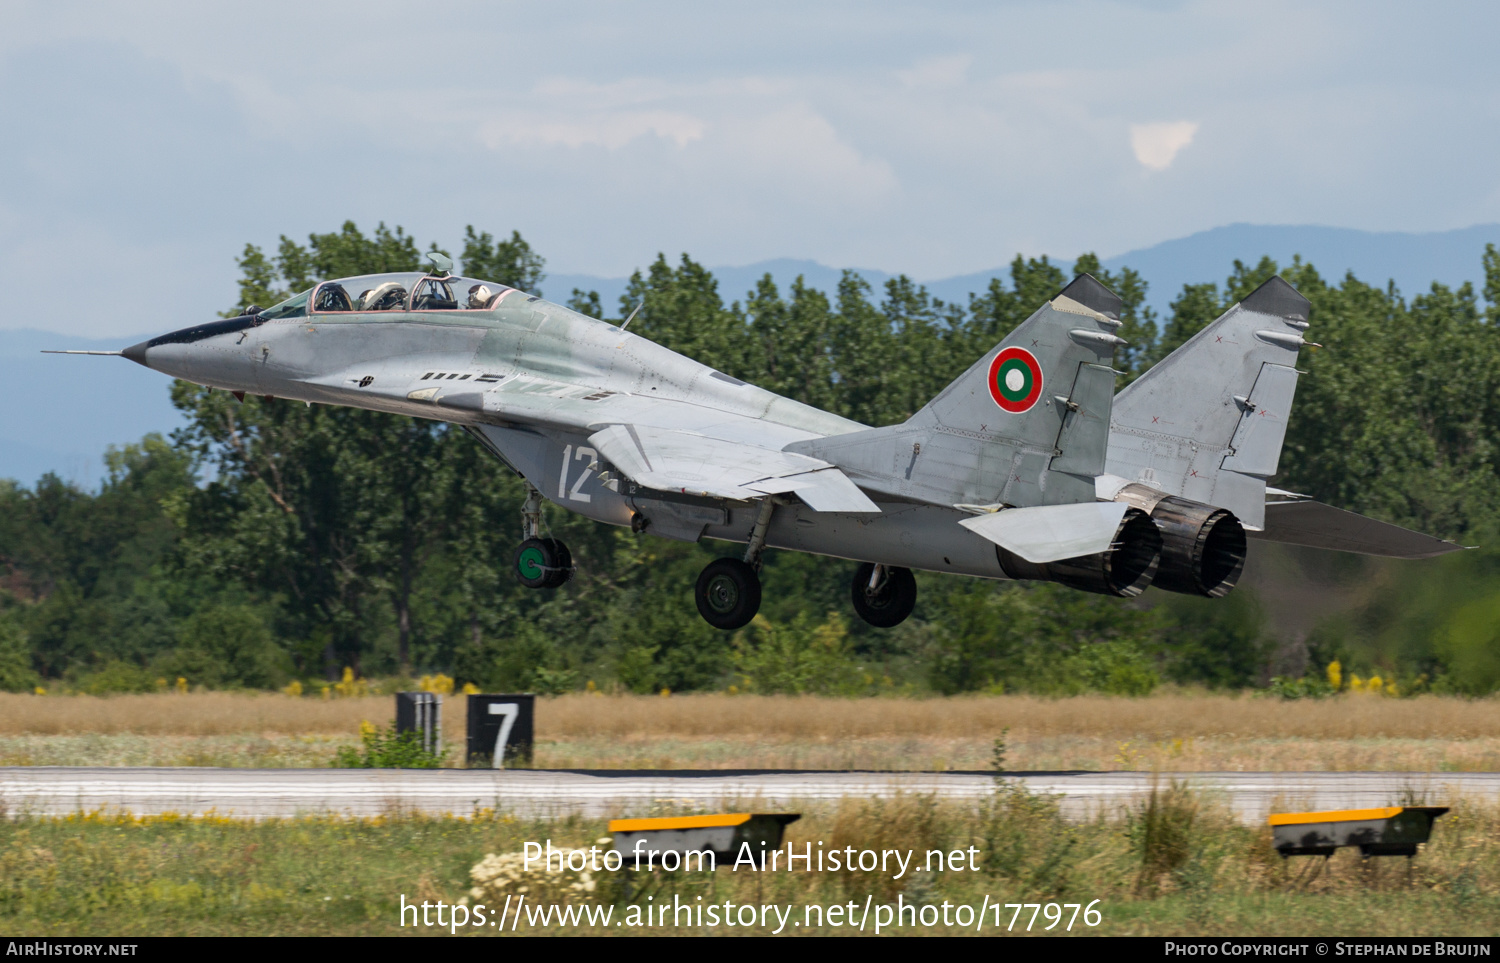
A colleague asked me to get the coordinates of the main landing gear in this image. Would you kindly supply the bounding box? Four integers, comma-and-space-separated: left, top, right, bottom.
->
695, 557, 761, 630
695, 498, 774, 630
690, 498, 919, 631
851, 562, 917, 628
513, 482, 573, 589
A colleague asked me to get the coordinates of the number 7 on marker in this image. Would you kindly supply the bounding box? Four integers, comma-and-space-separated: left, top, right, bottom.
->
488, 703, 519, 769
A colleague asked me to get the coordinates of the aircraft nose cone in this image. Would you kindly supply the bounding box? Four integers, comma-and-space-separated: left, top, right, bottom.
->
122, 339, 150, 366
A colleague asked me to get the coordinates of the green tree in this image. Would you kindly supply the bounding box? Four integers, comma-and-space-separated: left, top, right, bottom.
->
0, 616, 39, 692
1155, 590, 1270, 689
460, 226, 546, 294
732, 611, 865, 695
623, 253, 748, 378
157, 604, 289, 689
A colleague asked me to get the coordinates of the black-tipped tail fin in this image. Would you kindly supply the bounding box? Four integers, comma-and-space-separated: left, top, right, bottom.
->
1055, 273, 1123, 322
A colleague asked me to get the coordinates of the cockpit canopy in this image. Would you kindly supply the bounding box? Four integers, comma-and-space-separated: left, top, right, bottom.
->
257, 272, 516, 321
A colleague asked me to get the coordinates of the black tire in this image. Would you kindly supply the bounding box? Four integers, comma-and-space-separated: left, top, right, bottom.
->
541, 538, 573, 587
514, 537, 562, 589
695, 557, 762, 630
851, 563, 917, 628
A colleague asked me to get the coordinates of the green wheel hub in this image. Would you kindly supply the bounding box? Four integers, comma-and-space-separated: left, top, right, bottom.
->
517, 546, 546, 580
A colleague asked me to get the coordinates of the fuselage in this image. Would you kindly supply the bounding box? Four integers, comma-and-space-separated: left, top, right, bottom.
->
125, 272, 1012, 580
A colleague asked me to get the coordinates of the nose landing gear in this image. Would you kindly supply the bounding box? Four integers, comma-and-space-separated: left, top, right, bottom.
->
851, 562, 917, 627
514, 537, 573, 588
513, 482, 573, 589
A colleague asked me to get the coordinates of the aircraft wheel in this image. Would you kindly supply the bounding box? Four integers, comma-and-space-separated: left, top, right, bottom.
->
851, 563, 917, 628
695, 558, 762, 630
542, 538, 573, 587
514, 537, 571, 589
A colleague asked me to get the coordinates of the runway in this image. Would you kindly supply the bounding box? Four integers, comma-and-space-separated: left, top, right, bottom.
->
3, 767, 1498, 823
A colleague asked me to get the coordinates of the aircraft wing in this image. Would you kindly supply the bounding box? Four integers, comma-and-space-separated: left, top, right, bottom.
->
417, 374, 823, 439
1247, 499, 1464, 558
406, 374, 880, 512
588, 424, 880, 512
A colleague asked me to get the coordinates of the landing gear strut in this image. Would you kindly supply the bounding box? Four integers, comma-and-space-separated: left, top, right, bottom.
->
513, 481, 572, 588
694, 498, 774, 630
851, 562, 917, 627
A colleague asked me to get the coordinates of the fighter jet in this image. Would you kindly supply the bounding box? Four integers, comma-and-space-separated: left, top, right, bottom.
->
49, 253, 1458, 631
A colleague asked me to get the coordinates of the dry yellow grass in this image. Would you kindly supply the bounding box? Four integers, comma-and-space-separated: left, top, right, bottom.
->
537, 692, 1500, 740
0, 692, 385, 736
533, 692, 1500, 771
4, 690, 1497, 738
1, 691, 1497, 771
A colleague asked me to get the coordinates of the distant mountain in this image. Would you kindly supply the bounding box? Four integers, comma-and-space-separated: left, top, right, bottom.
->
1100, 223, 1500, 315
548, 223, 1500, 317
6, 223, 1498, 488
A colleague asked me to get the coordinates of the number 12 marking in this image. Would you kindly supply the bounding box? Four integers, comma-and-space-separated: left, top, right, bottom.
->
557, 445, 596, 503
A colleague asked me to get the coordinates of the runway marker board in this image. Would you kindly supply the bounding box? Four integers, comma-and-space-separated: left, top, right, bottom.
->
466, 694, 535, 768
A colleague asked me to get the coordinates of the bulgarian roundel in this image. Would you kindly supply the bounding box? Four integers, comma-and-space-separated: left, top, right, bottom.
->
988, 346, 1043, 413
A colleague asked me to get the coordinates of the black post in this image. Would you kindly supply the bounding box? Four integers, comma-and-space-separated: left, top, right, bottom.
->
394, 692, 441, 754
465, 694, 535, 768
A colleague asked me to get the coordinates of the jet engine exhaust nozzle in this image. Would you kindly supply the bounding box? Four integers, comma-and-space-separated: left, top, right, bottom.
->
996, 506, 1163, 598
1148, 496, 1247, 598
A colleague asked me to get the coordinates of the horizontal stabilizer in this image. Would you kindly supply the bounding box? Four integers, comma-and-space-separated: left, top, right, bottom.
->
958, 501, 1130, 563
1248, 500, 1464, 558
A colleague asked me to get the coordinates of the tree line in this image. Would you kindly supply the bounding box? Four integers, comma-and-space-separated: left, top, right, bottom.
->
2, 221, 1499, 696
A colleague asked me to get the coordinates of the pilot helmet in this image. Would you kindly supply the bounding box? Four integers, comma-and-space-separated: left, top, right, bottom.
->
468, 284, 493, 309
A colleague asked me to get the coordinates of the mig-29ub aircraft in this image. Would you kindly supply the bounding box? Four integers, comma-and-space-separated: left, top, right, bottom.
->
49, 254, 1457, 632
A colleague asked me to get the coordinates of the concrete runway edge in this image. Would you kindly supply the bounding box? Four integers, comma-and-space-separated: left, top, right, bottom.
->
3, 767, 1498, 823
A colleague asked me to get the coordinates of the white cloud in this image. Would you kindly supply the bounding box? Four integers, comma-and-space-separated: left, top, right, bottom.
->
897, 54, 972, 88
1130, 121, 1199, 171
479, 110, 705, 150
716, 104, 897, 201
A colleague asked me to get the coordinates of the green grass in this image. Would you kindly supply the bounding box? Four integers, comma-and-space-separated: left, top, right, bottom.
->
2, 784, 1497, 936
0, 734, 355, 768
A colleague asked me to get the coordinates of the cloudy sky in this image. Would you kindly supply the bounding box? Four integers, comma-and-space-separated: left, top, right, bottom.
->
3, 1, 1498, 336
